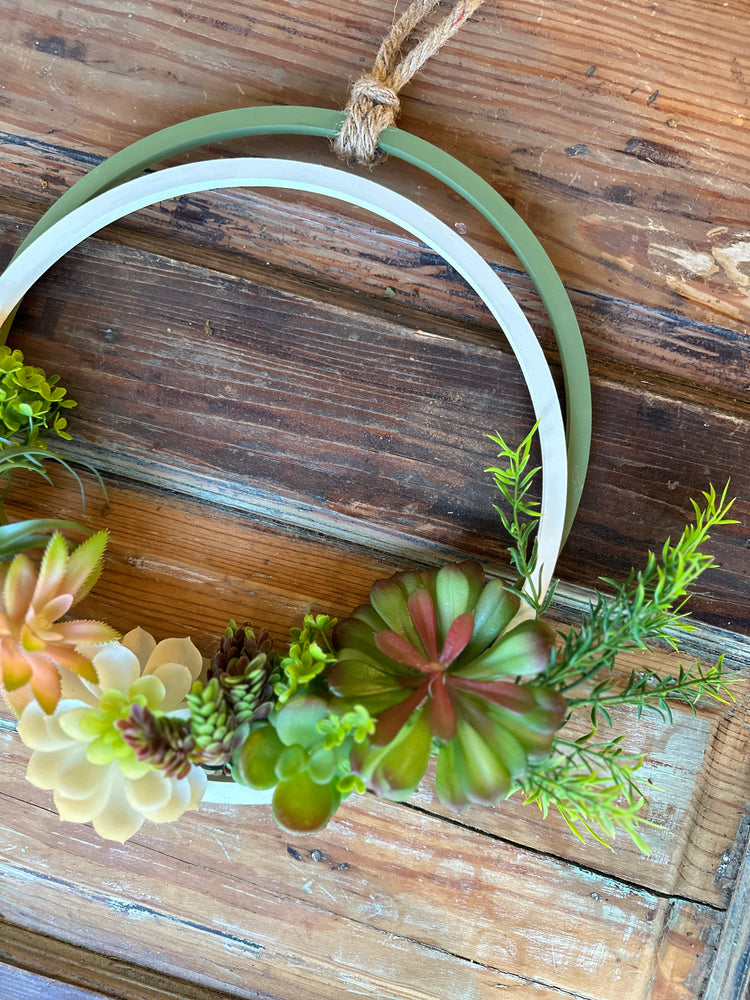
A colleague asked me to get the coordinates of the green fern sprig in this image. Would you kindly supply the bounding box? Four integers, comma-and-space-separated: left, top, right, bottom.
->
569, 656, 734, 735
512, 736, 657, 853
486, 424, 551, 612
543, 483, 737, 692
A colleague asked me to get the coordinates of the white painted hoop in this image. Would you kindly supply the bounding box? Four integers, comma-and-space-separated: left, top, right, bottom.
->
0, 157, 567, 598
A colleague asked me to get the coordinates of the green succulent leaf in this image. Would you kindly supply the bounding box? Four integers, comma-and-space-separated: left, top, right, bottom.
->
307, 747, 338, 785
274, 696, 330, 750
232, 724, 284, 789
362, 706, 433, 801
434, 561, 484, 642
272, 770, 341, 834
456, 577, 520, 666
369, 575, 426, 653
451, 619, 555, 679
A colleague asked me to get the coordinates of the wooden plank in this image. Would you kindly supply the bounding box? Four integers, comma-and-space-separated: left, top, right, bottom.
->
1, 2, 749, 996
0, 921, 247, 1000
1, 145, 749, 401
5, 477, 749, 908
0, 0, 748, 338
0, 735, 722, 1000
701, 834, 750, 1000
1, 230, 746, 631
0, 965, 112, 1000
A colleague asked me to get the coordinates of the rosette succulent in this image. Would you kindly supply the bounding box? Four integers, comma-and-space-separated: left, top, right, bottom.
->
0, 531, 118, 714
327, 560, 567, 810
17, 627, 207, 842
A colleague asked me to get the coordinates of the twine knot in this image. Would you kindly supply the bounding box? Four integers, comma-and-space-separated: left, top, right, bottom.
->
334, 0, 486, 166
350, 75, 402, 111
336, 75, 402, 165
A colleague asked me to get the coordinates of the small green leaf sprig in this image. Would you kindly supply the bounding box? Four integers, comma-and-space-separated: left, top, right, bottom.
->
489, 428, 737, 851
0, 345, 103, 559
274, 614, 339, 704
0, 345, 76, 446
231, 615, 376, 832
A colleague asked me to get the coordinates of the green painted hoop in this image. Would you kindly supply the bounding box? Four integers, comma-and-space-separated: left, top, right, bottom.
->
0, 105, 590, 542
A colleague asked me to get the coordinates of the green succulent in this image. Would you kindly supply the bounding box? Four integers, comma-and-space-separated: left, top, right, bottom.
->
327, 560, 567, 809
232, 695, 373, 834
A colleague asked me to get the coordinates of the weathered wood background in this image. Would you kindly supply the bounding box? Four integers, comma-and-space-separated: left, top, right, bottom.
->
1, 1, 749, 998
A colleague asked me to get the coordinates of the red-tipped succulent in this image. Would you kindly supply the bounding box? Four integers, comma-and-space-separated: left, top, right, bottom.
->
328, 560, 567, 809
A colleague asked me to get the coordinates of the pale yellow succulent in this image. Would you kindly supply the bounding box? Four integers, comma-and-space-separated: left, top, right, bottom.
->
17, 627, 207, 843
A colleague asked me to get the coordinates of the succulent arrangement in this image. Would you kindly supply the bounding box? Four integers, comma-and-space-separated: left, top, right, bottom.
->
0, 353, 736, 848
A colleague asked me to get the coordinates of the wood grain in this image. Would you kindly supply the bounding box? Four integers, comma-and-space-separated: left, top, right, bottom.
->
0, 735, 722, 1000
1, 0, 749, 997
2, 227, 746, 630
0, 921, 247, 1000
1, 145, 749, 401
1, 0, 748, 331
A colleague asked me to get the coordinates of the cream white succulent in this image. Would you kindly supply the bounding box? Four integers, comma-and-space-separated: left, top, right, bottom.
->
17, 627, 207, 842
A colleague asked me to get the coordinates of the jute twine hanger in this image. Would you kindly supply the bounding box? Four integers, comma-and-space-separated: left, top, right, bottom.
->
335, 0, 486, 164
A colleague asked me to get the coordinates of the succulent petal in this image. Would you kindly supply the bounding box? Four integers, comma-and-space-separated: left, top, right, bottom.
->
233, 724, 285, 789
438, 612, 474, 667
145, 662, 194, 711
144, 636, 203, 683
61, 531, 108, 604
54, 620, 119, 646
272, 770, 341, 834
148, 767, 206, 823
327, 655, 418, 710
56, 752, 108, 801
274, 695, 330, 751
452, 717, 512, 806
434, 738, 470, 811
30, 534, 68, 612
53, 786, 104, 824
124, 769, 173, 814
91, 776, 145, 843
43, 645, 98, 683
369, 576, 425, 653
373, 686, 428, 746
366, 707, 432, 800
2, 554, 36, 624
374, 630, 431, 672
406, 589, 439, 661
428, 673, 457, 742
333, 618, 412, 674
451, 619, 555, 679
121, 627, 157, 668
28, 656, 62, 714
91, 644, 140, 694
434, 561, 484, 642
1, 640, 32, 690
447, 676, 536, 713
456, 578, 520, 666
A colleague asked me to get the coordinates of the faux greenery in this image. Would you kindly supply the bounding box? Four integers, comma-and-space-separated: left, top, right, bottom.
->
1, 379, 737, 845
0, 345, 96, 560
0, 345, 76, 446
489, 429, 736, 848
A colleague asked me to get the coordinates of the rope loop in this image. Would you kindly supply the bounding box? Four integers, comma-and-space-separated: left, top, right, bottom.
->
334, 0, 486, 165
